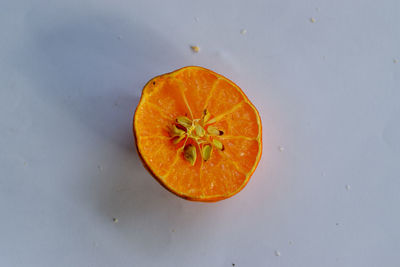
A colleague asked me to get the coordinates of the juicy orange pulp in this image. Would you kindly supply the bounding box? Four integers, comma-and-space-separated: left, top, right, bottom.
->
134, 66, 262, 201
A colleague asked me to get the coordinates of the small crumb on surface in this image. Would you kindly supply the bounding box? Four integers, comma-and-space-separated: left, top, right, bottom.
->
97, 165, 103, 171
194, 17, 199, 22
345, 184, 351, 191
336, 222, 340, 226
24, 161, 27, 166
278, 146, 285, 152
289, 240, 294, 245
316, 7, 320, 11
394, 59, 398, 64
275, 250, 281, 256
240, 29, 247, 35
310, 17, 316, 23
171, 229, 175, 232
232, 263, 235, 266
112, 218, 118, 223
190, 45, 200, 53
117, 35, 122, 40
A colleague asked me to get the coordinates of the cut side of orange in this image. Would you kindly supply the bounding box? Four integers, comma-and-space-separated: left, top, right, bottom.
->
133, 66, 262, 202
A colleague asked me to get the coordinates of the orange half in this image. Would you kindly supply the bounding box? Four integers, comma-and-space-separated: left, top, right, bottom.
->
133, 66, 262, 202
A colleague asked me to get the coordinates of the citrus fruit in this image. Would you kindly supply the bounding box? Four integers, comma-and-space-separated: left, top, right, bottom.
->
133, 66, 262, 202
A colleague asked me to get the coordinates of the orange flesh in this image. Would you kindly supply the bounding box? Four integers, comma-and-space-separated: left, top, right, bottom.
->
134, 66, 262, 201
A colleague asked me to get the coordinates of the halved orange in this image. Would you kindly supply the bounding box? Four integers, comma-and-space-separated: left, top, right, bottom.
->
133, 66, 262, 202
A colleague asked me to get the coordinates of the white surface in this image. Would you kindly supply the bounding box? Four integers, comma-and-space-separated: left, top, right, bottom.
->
1, 0, 399, 266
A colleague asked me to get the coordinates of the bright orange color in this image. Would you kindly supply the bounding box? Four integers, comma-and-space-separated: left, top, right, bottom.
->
133, 66, 262, 201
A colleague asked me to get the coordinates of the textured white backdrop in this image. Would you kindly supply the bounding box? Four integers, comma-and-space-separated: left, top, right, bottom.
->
0, 0, 399, 266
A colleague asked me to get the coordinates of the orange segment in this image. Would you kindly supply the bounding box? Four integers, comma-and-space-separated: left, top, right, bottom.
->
162, 141, 203, 197
218, 138, 260, 174
211, 102, 260, 138
134, 101, 174, 137
201, 150, 247, 197
173, 68, 219, 118
134, 66, 262, 202
206, 79, 245, 116
145, 77, 190, 119
137, 136, 179, 176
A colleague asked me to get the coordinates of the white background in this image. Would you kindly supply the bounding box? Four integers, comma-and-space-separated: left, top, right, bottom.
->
1, 0, 399, 266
